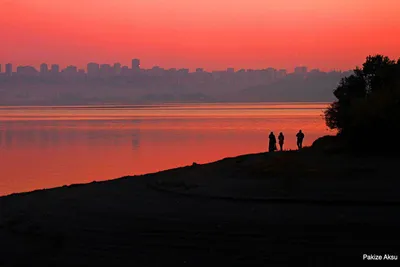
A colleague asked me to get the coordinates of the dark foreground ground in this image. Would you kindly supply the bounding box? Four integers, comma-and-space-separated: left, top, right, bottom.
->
1, 142, 400, 266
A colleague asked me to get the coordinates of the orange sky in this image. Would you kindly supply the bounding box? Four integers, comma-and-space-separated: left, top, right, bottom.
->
1, 0, 399, 71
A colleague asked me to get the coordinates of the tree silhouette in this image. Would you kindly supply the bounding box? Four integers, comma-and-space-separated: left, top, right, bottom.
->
324, 55, 400, 151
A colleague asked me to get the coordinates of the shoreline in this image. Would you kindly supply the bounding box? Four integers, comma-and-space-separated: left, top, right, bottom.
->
0, 101, 331, 107
2, 145, 399, 201
1, 144, 399, 265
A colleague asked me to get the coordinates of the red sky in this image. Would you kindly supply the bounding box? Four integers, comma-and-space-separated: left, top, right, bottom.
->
1, 0, 399, 71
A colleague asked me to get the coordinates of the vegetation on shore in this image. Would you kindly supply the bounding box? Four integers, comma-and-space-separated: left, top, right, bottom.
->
324, 55, 400, 152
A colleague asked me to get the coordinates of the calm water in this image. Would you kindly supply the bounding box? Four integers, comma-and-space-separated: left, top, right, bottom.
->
0, 103, 333, 196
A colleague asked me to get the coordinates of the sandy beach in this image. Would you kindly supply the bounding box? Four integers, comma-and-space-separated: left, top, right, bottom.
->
1, 146, 399, 266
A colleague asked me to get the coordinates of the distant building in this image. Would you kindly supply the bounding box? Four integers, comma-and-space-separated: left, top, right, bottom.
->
16, 66, 38, 76
177, 68, 189, 77
100, 64, 113, 77
121, 66, 130, 76
64, 65, 77, 72
0, 64, 2, 74
167, 68, 177, 77
294, 66, 308, 75
277, 69, 287, 79
5, 63, 12, 76
131, 59, 140, 72
265, 68, 277, 81
227, 68, 234, 73
150, 66, 165, 76
113, 63, 121, 75
196, 68, 204, 73
40, 63, 49, 75
309, 69, 321, 75
51, 64, 60, 74
77, 69, 86, 78
212, 70, 224, 80
87, 62, 100, 77
62, 65, 78, 77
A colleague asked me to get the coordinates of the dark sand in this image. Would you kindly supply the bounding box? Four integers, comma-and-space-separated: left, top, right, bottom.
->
1, 148, 399, 266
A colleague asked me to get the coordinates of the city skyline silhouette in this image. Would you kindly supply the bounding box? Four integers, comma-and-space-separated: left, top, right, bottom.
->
0, 57, 352, 105
0, 58, 348, 76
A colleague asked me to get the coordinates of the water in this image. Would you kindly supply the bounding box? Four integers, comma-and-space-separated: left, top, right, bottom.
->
0, 103, 334, 196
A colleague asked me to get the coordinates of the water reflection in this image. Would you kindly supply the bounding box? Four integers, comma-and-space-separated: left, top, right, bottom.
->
0, 104, 334, 196
132, 130, 141, 151
0, 118, 330, 150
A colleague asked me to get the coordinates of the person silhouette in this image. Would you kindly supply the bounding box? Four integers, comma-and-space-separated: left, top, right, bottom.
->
278, 132, 285, 151
296, 130, 305, 149
269, 132, 277, 152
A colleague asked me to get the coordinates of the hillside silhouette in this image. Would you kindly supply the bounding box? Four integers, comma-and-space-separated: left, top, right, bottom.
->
237, 71, 350, 102
0, 68, 350, 105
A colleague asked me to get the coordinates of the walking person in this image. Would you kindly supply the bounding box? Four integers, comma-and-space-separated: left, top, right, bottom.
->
296, 130, 305, 150
278, 132, 284, 151
269, 132, 277, 152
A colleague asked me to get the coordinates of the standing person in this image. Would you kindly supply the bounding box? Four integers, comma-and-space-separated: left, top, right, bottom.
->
278, 132, 285, 151
269, 132, 277, 152
296, 130, 305, 149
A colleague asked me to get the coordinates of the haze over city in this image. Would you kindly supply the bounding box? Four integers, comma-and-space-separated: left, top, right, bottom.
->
0, 58, 352, 105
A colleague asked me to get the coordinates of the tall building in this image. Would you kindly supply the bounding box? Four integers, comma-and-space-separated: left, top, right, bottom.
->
277, 69, 287, 79
100, 64, 113, 77
51, 64, 60, 74
40, 63, 49, 75
167, 68, 177, 76
177, 68, 189, 75
5, 63, 12, 76
131, 59, 140, 71
87, 62, 100, 77
294, 66, 308, 75
0, 64, 2, 74
113, 63, 121, 75
265, 67, 277, 81
151, 66, 166, 76
62, 65, 78, 77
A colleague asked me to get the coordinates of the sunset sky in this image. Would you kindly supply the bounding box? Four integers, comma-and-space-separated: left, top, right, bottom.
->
1, 0, 399, 71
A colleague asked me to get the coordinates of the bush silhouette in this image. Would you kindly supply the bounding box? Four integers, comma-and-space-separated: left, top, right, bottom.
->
324, 55, 400, 152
